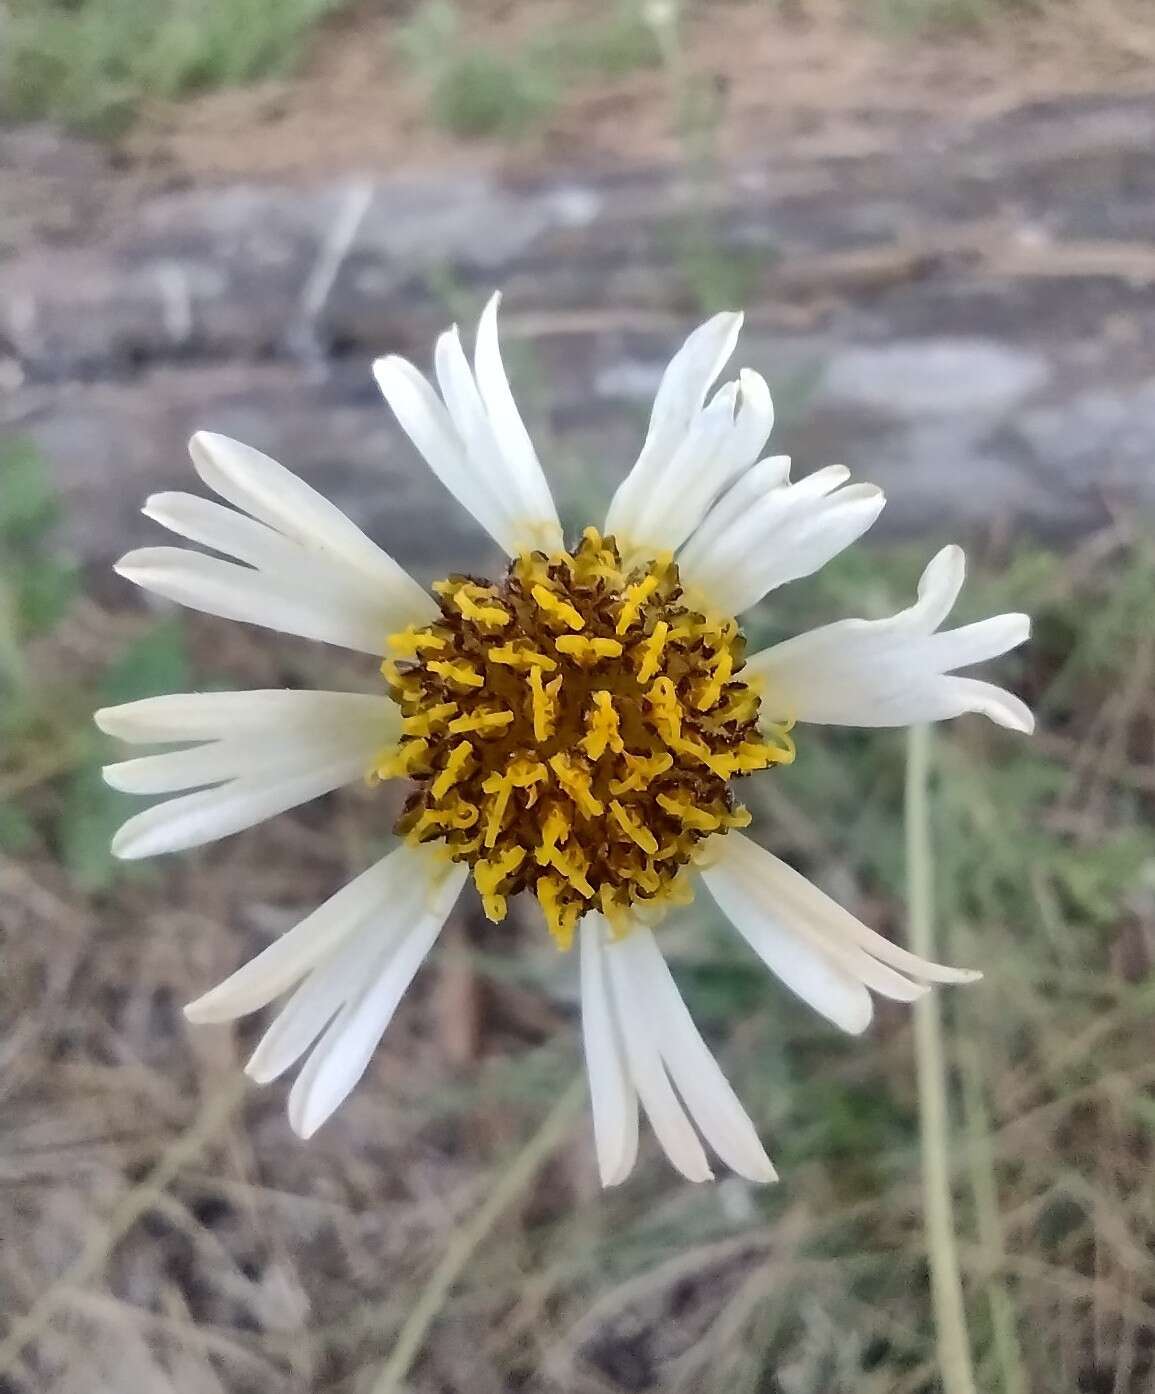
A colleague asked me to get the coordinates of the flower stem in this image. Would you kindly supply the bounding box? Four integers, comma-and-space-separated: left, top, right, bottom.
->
906, 723, 977, 1394
370, 1074, 585, 1394
959, 1039, 1028, 1394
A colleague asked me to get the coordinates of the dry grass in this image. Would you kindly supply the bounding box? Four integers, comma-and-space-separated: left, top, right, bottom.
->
112, 0, 1155, 180
3, 486, 1154, 1391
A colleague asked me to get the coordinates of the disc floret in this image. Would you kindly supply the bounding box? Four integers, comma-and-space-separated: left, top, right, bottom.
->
377, 529, 794, 947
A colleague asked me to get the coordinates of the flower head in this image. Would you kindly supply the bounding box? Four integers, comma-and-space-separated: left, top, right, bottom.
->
380, 531, 790, 947
97, 295, 1032, 1182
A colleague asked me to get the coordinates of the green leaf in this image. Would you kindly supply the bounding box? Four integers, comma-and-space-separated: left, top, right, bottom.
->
56, 759, 137, 890
0, 439, 58, 541
16, 557, 80, 638
0, 802, 35, 853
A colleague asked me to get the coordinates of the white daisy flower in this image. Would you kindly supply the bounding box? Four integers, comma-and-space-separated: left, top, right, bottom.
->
96, 294, 1033, 1183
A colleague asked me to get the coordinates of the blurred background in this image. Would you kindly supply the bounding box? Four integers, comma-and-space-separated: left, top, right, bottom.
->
2, 1, 1155, 1390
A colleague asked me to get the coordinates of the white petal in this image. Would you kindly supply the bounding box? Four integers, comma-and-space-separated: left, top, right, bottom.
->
921, 614, 1031, 671
115, 547, 402, 654
820, 945, 928, 1003
188, 433, 431, 611
938, 677, 1035, 733
676, 453, 792, 566
746, 546, 1032, 730
712, 834, 981, 989
431, 326, 560, 554
144, 494, 416, 624
625, 382, 738, 553
727, 370, 776, 481
104, 739, 254, 794
702, 840, 930, 1006
681, 462, 845, 567
101, 695, 394, 795
376, 306, 563, 560
434, 325, 515, 512
144, 492, 302, 572
680, 468, 885, 615
432, 321, 562, 554
579, 916, 639, 1187
242, 888, 410, 1083
645, 313, 744, 449
618, 927, 776, 1182
374, 353, 513, 554
286, 863, 465, 1137
185, 846, 432, 1024
741, 483, 884, 598
702, 856, 875, 1034
604, 931, 713, 1182
473, 292, 564, 550
95, 690, 396, 746
604, 312, 742, 547
110, 750, 369, 859
894, 544, 966, 633
626, 370, 776, 557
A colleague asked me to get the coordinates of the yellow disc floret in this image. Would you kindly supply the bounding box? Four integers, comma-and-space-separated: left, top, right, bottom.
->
376, 530, 792, 948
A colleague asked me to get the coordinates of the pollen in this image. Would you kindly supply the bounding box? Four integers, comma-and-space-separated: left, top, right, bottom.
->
380, 531, 791, 948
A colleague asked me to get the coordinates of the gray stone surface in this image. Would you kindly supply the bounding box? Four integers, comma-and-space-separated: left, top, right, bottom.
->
2, 94, 1154, 577
819, 341, 1052, 419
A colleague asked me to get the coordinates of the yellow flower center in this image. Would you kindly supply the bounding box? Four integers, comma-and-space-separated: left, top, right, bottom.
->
375, 528, 794, 949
